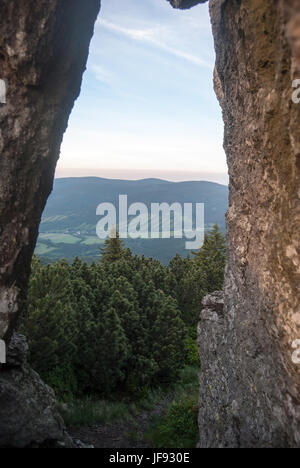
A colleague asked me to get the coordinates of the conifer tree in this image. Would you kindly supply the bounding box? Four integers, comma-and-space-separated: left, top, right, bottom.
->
100, 228, 126, 263
22, 261, 78, 397
152, 294, 186, 382
193, 224, 226, 292
23, 226, 226, 399
92, 307, 128, 394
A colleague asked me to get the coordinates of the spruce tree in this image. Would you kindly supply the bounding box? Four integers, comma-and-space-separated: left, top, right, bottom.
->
22, 261, 78, 398
92, 307, 128, 394
152, 294, 186, 382
193, 224, 226, 292
100, 228, 126, 263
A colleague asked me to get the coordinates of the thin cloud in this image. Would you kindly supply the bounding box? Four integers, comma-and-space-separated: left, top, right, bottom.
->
97, 19, 212, 68
91, 64, 114, 85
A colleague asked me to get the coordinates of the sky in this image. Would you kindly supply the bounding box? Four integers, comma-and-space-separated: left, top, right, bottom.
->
55, 0, 227, 184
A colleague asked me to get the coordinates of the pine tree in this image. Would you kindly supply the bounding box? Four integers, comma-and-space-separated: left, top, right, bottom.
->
92, 307, 128, 394
24, 230, 227, 399
22, 261, 78, 398
193, 224, 226, 292
152, 294, 186, 382
100, 228, 126, 263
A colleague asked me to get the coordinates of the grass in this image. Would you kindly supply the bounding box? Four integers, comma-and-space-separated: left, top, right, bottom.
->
60, 399, 139, 427
60, 366, 200, 450
60, 386, 166, 428
81, 236, 103, 245
38, 233, 81, 244
34, 243, 56, 255
144, 394, 199, 448
143, 367, 199, 449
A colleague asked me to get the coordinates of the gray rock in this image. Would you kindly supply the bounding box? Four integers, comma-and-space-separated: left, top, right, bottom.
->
72, 439, 94, 449
0, 0, 101, 343
167, 0, 207, 10
5, 333, 28, 368
0, 334, 73, 448
171, 0, 300, 448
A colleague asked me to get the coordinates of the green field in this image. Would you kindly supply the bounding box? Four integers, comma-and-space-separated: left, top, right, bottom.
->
35, 230, 196, 264
35, 244, 56, 255
81, 236, 103, 245
39, 233, 82, 244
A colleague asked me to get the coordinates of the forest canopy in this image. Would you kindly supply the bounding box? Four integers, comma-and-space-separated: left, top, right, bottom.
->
22, 225, 226, 400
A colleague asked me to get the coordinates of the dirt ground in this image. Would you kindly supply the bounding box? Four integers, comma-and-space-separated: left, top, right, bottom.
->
69, 397, 169, 448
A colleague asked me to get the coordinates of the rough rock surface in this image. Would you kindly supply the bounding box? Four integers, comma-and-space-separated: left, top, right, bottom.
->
193, 0, 300, 447
197, 292, 229, 446
210, 0, 300, 447
0, 0, 101, 343
167, 0, 208, 10
0, 334, 73, 448
0, 0, 100, 447
172, 0, 300, 447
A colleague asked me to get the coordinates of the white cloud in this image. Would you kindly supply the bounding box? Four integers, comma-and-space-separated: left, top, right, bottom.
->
91, 64, 114, 85
97, 19, 212, 68
58, 0, 225, 180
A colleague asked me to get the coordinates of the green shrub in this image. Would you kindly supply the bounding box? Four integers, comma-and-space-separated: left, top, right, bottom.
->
145, 395, 199, 448
61, 398, 136, 427
184, 328, 200, 367
45, 363, 78, 401
24, 225, 225, 401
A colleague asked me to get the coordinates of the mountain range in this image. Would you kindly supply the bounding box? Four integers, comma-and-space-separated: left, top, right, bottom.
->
36, 177, 228, 264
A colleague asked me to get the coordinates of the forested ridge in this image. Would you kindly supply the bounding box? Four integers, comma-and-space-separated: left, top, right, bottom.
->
36, 177, 228, 264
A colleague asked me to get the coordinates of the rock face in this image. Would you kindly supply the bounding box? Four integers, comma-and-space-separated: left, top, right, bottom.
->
0, 0, 101, 343
0, 0, 100, 448
167, 0, 208, 10
0, 334, 73, 448
197, 292, 230, 446
194, 0, 300, 447
172, 0, 300, 448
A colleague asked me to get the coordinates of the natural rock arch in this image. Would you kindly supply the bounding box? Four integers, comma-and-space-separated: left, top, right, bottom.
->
0, 0, 299, 447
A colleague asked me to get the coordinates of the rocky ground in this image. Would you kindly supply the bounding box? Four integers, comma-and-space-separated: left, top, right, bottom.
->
69, 397, 170, 449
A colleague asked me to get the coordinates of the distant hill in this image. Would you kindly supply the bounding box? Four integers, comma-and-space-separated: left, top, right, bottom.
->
36, 177, 228, 264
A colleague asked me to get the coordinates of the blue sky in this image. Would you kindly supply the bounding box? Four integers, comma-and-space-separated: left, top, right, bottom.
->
56, 0, 227, 184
